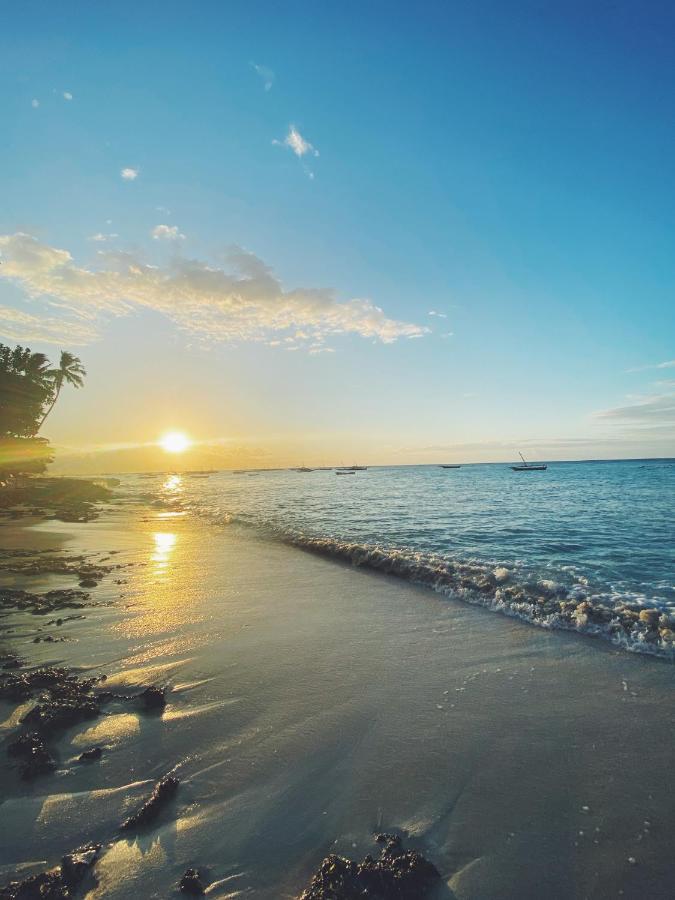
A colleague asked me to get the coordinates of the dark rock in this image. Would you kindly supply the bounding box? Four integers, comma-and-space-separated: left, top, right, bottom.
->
7, 731, 56, 780
78, 746, 103, 762
22, 696, 100, 736
299, 833, 440, 899
60, 842, 101, 889
78, 579, 98, 589
120, 774, 179, 831
139, 685, 167, 710
179, 868, 206, 895
0, 842, 101, 899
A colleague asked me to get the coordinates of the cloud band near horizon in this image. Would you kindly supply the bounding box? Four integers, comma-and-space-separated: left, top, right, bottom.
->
0, 232, 427, 349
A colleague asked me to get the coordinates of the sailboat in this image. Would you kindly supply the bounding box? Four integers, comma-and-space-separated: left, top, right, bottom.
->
511, 452, 547, 472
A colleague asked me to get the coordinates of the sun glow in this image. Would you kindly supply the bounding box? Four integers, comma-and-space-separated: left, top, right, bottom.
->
159, 431, 191, 453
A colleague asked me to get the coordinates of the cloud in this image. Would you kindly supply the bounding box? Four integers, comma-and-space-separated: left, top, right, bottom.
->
274, 126, 319, 158
120, 167, 139, 181
0, 304, 98, 345
428, 310, 447, 318
626, 359, 675, 373
251, 62, 275, 91
0, 232, 427, 349
31, 99, 39, 108
88, 233, 119, 243
594, 391, 675, 424
151, 224, 185, 241
63, 91, 73, 101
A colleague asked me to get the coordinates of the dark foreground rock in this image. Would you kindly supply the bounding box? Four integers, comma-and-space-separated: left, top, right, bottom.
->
299, 833, 440, 900
180, 868, 206, 895
139, 685, 166, 710
7, 731, 56, 780
120, 774, 179, 831
0, 842, 101, 899
78, 746, 103, 762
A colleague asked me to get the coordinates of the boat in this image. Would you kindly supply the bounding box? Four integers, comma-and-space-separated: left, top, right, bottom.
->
511, 453, 547, 472
336, 470, 355, 475
439, 464, 461, 469
293, 466, 314, 472
336, 464, 367, 471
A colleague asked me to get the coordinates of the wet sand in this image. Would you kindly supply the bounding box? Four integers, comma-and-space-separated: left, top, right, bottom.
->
1, 504, 674, 899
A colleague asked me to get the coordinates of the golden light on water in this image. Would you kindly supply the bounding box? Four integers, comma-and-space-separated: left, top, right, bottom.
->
159, 431, 191, 453
152, 532, 177, 571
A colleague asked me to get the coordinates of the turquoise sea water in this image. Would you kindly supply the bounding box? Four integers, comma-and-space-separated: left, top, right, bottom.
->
132, 459, 675, 657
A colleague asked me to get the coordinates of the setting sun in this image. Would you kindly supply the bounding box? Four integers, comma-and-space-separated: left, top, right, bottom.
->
158, 431, 191, 454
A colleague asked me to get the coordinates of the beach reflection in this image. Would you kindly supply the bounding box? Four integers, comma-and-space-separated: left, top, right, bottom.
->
152, 531, 177, 573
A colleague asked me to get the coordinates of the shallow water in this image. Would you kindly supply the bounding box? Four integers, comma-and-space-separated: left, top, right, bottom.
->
128, 460, 675, 656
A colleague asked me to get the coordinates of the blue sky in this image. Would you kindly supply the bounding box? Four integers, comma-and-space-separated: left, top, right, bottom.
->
1, 0, 674, 466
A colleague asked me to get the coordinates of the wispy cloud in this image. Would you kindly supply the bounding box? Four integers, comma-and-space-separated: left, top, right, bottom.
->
63, 91, 73, 101
120, 167, 139, 181
626, 359, 675, 373
0, 304, 98, 345
274, 126, 319, 158
251, 62, 275, 91
0, 232, 427, 349
428, 310, 447, 318
88, 232, 119, 243
31, 98, 39, 109
594, 390, 675, 424
151, 224, 185, 241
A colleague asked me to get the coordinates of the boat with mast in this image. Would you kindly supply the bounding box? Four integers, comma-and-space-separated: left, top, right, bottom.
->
511, 453, 547, 472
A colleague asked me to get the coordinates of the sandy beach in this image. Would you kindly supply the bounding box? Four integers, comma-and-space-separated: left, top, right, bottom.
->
1, 499, 674, 899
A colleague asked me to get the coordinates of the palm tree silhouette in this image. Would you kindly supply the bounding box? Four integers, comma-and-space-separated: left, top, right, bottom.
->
39, 351, 86, 430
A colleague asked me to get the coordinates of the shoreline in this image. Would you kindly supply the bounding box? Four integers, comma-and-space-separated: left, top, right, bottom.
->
1, 500, 674, 898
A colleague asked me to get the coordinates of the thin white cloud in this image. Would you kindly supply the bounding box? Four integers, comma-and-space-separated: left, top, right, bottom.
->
595, 391, 675, 424
63, 91, 73, 101
88, 233, 119, 242
120, 167, 139, 181
251, 62, 275, 91
0, 304, 97, 345
151, 224, 185, 241
31, 98, 39, 108
0, 232, 428, 349
626, 359, 675, 373
428, 310, 447, 318
274, 126, 319, 158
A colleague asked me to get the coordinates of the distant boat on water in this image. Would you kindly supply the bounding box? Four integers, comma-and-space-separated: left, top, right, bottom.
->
293, 466, 314, 472
512, 453, 547, 472
439, 464, 461, 469
336, 464, 367, 471
336, 470, 356, 475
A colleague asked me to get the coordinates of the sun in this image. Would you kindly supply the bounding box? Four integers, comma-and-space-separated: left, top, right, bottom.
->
158, 431, 192, 454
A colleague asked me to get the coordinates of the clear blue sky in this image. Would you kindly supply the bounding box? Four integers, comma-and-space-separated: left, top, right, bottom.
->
1, 0, 673, 465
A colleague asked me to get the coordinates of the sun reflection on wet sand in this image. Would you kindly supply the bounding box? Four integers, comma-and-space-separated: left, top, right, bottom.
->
152, 532, 177, 573
114, 521, 205, 639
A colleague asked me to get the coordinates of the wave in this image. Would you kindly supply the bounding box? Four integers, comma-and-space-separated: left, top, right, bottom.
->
279, 534, 675, 660
147, 484, 675, 660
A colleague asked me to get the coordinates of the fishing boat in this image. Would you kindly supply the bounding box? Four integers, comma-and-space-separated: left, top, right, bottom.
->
336, 464, 367, 471
336, 470, 355, 475
511, 453, 547, 472
439, 464, 461, 469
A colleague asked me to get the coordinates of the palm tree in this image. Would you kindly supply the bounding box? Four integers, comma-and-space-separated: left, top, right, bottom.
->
38, 352, 86, 430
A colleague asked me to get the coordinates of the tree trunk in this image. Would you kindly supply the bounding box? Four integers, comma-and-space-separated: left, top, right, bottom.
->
37, 385, 61, 433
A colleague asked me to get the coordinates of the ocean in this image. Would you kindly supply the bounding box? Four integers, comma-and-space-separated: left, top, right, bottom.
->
129, 458, 675, 659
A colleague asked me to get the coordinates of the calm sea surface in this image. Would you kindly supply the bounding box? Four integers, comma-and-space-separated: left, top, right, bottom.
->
128, 459, 675, 656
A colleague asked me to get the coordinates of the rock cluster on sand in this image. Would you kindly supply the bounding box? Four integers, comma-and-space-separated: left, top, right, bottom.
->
299, 833, 440, 899
0, 842, 101, 899
120, 774, 180, 832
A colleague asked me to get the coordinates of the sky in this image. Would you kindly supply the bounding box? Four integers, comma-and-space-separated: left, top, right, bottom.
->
1, 0, 674, 470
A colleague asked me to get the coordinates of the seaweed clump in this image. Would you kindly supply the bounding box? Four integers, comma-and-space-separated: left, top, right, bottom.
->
299, 833, 440, 899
